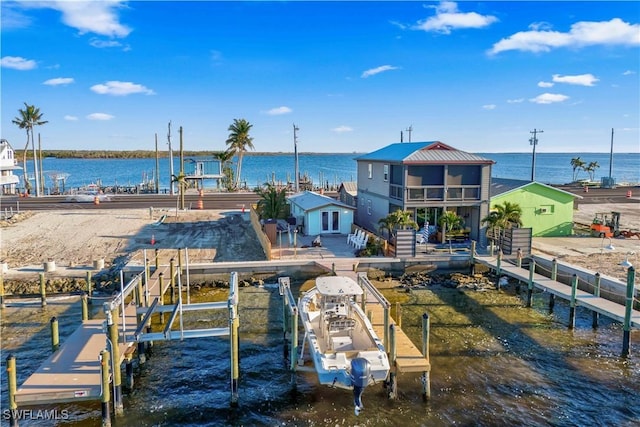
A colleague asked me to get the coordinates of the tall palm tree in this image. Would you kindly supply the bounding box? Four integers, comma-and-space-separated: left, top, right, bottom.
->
213, 150, 235, 191
12, 103, 48, 196
570, 157, 585, 182
439, 210, 463, 253
377, 209, 418, 241
482, 201, 523, 249
225, 119, 254, 189
171, 172, 187, 211
585, 161, 600, 182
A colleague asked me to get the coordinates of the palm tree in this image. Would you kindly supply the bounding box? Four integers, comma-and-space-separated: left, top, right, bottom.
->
439, 210, 463, 253
585, 161, 600, 182
213, 150, 235, 191
12, 103, 48, 196
255, 183, 288, 219
377, 209, 418, 242
171, 172, 187, 211
225, 119, 254, 189
482, 201, 523, 249
570, 157, 585, 182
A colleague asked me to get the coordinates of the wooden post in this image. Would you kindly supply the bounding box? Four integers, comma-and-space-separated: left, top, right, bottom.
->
383, 305, 390, 353
100, 349, 111, 427
470, 241, 476, 275
496, 250, 502, 290
1, 272, 6, 309
551, 258, 558, 282
526, 259, 535, 307
516, 248, 522, 268
86, 271, 92, 304
622, 267, 636, 357
388, 324, 397, 399
548, 294, 555, 314
154, 248, 159, 270
6, 354, 18, 427
125, 357, 134, 391
421, 313, 431, 401
40, 272, 46, 307
107, 309, 123, 415
230, 305, 240, 406
158, 273, 165, 323
395, 301, 402, 328
169, 258, 176, 304
592, 273, 601, 328
50, 316, 59, 351
290, 307, 299, 371
569, 274, 578, 330
82, 293, 89, 321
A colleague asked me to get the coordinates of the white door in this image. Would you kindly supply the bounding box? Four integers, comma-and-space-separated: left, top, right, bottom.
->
321, 210, 340, 233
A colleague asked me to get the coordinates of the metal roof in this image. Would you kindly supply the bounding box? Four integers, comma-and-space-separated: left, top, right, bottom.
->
287, 190, 355, 211
491, 177, 583, 199
338, 181, 357, 195
355, 141, 494, 164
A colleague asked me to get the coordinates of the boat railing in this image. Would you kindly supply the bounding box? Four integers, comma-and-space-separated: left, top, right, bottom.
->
357, 273, 390, 309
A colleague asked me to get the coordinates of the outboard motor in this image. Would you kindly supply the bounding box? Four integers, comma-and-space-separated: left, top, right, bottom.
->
350, 357, 371, 416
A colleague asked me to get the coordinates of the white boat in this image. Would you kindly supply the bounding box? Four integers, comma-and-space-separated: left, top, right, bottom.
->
298, 276, 390, 415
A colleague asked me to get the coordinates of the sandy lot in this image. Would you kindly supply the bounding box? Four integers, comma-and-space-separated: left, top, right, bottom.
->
0, 202, 638, 281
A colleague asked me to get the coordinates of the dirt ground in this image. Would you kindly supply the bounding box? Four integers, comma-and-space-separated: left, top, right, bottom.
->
0, 202, 638, 281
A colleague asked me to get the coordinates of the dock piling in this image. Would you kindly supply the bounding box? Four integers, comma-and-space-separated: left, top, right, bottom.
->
548, 294, 555, 314
106, 307, 123, 415
388, 324, 397, 399
622, 267, 636, 357
51, 317, 59, 351
40, 272, 46, 307
569, 274, 578, 329
170, 258, 176, 304
6, 354, 18, 427
496, 251, 502, 290
82, 293, 89, 321
86, 271, 93, 304
526, 260, 535, 307
1, 273, 5, 309
592, 273, 601, 328
100, 349, 111, 427
421, 313, 431, 401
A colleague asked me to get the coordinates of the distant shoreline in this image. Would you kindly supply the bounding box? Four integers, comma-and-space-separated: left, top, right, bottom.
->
13, 149, 639, 159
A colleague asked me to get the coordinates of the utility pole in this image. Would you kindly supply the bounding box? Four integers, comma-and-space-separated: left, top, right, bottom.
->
293, 124, 300, 192
529, 129, 543, 181
406, 125, 413, 143
168, 121, 174, 195
608, 128, 614, 183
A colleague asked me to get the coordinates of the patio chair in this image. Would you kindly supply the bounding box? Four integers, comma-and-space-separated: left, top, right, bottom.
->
353, 233, 369, 250
347, 228, 361, 245
348, 229, 363, 247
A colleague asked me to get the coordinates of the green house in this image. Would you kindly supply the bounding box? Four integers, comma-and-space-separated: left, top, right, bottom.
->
490, 178, 582, 237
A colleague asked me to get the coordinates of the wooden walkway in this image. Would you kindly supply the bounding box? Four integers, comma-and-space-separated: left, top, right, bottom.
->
14, 264, 174, 406
475, 256, 640, 328
318, 260, 430, 374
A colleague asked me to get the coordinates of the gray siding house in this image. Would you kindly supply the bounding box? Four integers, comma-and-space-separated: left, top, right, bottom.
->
355, 141, 494, 244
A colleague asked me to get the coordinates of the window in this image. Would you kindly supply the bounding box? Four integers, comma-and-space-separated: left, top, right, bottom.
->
367, 199, 372, 215
383, 164, 389, 182
368, 163, 372, 179
539, 205, 554, 215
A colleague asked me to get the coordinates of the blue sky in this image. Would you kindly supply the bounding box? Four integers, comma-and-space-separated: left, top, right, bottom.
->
1, 1, 639, 153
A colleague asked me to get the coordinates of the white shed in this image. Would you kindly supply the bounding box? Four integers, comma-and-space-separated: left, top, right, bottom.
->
287, 191, 355, 236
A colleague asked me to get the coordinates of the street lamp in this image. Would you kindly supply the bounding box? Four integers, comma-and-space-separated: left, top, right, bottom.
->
620, 251, 635, 269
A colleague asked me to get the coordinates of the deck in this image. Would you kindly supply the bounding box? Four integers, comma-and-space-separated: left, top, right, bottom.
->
474, 255, 640, 328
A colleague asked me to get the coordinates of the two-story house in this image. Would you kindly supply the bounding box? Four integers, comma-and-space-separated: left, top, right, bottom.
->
355, 141, 494, 244
0, 139, 21, 195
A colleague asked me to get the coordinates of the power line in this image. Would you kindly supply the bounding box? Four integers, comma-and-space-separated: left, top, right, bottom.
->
529, 129, 543, 181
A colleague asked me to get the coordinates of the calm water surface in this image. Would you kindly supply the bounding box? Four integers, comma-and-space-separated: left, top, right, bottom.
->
2, 280, 639, 426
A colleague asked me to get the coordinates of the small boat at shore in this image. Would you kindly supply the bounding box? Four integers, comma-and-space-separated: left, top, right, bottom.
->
298, 276, 390, 415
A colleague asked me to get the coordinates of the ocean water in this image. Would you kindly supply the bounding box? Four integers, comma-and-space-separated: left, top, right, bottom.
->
1, 282, 639, 426
27, 152, 640, 193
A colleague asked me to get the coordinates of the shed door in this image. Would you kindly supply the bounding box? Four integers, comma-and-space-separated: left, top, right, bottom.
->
321, 210, 340, 233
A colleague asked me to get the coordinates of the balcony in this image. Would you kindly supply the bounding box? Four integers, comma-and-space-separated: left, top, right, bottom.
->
391, 184, 481, 202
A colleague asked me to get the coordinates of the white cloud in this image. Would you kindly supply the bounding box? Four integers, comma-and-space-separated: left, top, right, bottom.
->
490, 18, 640, 55
43, 77, 74, 86
64, 115, 78, 121
91, 81, 155, 96
264, 106, 292, 115
506, 98, 524, 104
552, 73, 599, 86
482, 104, 496, 110
90, 38, 123, 48
87, 113, 114, 121
332, 125, 353, 133
1, 56, 36, 70
623, 70, 636, 76
361, 65, 399, 78
529, 93, 570, 104
49, 0, 131, 37
538, 81, 554, 88
413, 1, 498, 34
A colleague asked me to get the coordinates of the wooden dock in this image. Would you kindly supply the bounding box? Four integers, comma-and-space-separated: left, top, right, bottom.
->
474, 255, 640, 328
319, 260, 430, 374
13, 262, 175, 407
